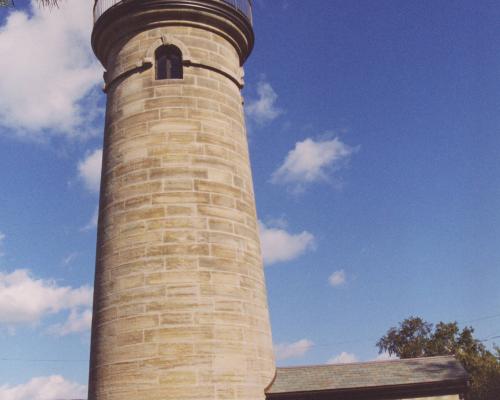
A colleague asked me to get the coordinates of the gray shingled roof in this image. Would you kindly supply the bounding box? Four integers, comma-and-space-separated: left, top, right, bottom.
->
267, 355, 467, 394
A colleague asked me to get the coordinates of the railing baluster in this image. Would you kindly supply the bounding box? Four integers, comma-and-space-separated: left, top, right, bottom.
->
94, 0, 252, 25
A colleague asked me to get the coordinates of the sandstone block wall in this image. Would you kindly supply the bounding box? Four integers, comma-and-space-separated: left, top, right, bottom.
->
88, 24, 275, 400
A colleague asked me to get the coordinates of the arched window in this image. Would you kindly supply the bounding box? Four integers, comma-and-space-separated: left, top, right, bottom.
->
155, 45, 183, 80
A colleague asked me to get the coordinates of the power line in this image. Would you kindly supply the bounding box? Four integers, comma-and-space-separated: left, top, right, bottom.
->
1, 313, 499, 363
479, 334, 500, 343
0, 358, 88, 363
461, 313, 500, 324
311, 338, 378, 348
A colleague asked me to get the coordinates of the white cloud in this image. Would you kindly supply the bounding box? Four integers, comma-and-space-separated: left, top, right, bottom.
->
81, 206, 99, 231
263, 217, 288, 229
78, 148, 102, 193
271, 137, 355, 190
0, 375, 87, 400
259, 221, 315, 265
48, 308, 92, 336
274, 339, 314, 361
0, 269, 92, 333
0, 231, 5, 256
245, 80, 282, 124
327, 351, 359, 364
0, 0, 102, 138
328, 270, 346, 287
61, 252, 78, 267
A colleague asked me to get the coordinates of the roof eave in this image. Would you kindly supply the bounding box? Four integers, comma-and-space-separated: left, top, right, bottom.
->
266, 379, 468, 400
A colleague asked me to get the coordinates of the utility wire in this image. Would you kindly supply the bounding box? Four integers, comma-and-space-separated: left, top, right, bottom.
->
3, 333, 498, 362
1, 313, 499, 363
0, 357, 88, 362
461, 313, 500, 324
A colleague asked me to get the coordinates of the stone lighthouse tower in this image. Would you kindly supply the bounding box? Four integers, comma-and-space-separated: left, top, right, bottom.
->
88, 1, 275, 399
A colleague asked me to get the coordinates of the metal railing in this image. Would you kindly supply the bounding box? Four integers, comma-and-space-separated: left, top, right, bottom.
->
220, 0, 252, 24
93, 0, 253, 25
93, 0, 120, 22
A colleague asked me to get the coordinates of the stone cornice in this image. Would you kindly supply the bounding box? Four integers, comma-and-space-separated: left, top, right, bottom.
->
92, 0, 254, 68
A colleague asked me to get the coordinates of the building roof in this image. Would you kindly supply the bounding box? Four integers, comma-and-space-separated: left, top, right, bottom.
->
266, 355, 468, 398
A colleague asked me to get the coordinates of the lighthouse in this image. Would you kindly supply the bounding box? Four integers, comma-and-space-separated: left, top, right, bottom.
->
88, 1, 275, 399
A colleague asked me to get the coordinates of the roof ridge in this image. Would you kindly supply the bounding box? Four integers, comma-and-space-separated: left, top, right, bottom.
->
276, 355, 458, 370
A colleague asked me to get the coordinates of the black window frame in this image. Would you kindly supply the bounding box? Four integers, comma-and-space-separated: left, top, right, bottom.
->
155, 45, 183, 80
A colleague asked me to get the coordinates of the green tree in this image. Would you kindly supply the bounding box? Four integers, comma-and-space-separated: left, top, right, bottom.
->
377, 317, 500, 400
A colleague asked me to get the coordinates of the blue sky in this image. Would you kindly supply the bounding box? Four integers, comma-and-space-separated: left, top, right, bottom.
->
1, 0, 500, 397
